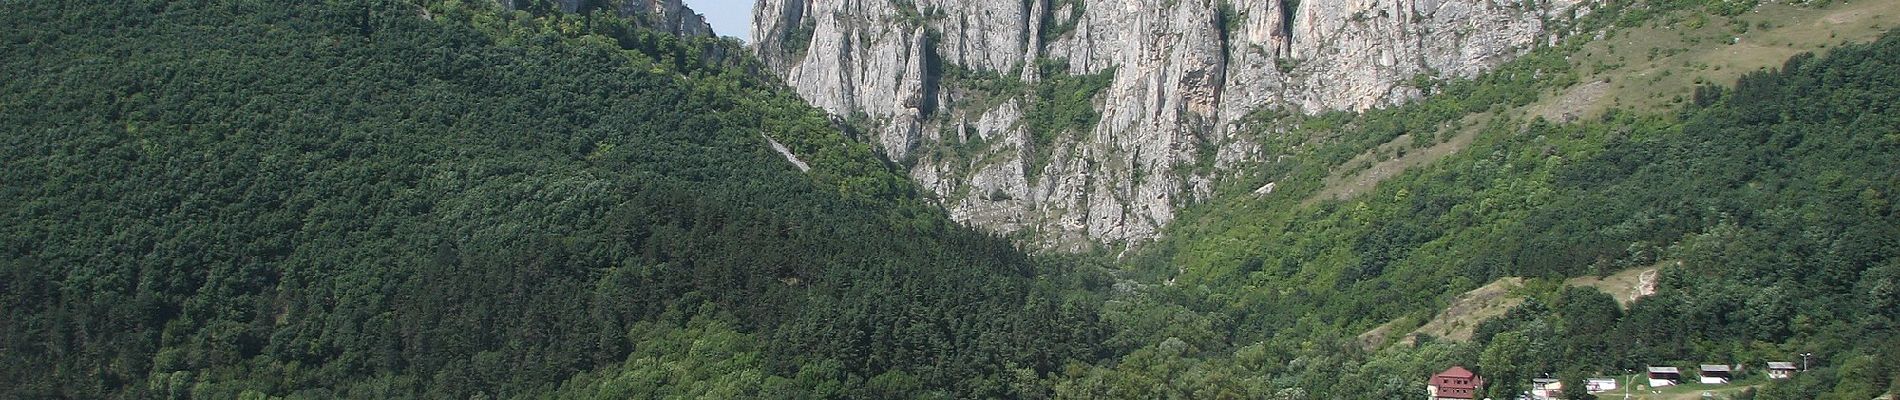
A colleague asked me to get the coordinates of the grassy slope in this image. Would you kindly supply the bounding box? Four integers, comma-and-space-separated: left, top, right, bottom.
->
1315, 0, 1899, 207
1109, 13, 1900, 400
1556, 0, 1898, 120
1307, 1, 1898, 353
1146, 0, 1897, 347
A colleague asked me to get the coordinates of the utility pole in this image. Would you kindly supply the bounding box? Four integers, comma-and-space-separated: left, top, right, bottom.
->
1801, 353, 1812, 372
1624, 369, 1633, 400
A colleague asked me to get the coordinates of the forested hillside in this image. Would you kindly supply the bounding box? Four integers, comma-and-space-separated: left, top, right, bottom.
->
0, 1, 1103, 397
1119, 12, 1900, 400
4, 0, 1899, 399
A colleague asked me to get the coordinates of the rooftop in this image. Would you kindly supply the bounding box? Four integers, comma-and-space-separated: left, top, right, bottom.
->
1648, 366, 1681, 374
1767, 362, 1796, 370
1437, 366, 1476, 378
1701, 364, 1732, 373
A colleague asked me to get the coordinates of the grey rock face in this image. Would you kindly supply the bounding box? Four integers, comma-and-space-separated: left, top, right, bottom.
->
754, 0, 1592, 250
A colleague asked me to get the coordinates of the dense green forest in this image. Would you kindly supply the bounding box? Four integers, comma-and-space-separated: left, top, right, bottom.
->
4, 0, 1899, 399
0, 1, 1105, 398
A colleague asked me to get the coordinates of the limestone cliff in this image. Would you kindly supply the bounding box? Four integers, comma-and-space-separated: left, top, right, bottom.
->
752, 0, 1593, 251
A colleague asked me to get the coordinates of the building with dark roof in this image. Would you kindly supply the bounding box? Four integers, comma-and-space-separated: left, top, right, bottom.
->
1647, 366, 1681, 387
1699, 364, 1732, 384
1767, 362, 1797, 379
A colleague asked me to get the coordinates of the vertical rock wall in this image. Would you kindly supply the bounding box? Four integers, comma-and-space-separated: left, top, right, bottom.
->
754, 0, 1591, 251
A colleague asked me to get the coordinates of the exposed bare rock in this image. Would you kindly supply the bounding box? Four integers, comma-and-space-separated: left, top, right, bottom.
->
753, 0, 1595, 250
763, 134, 813, 172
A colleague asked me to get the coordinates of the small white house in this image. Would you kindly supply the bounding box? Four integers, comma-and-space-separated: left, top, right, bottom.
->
1647, 366, 1681, 387
1699, 365, 1732, 384
1767, 362, 1797, 379
1586, 378, 1619, 393
1530, 378, 1563, 399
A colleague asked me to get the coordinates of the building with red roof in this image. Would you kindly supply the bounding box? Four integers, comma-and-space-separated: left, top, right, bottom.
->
1429, 366, 1486, 400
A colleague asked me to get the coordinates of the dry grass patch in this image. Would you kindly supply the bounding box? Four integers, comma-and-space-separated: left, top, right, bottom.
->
1306, 112, 1490, 205
1561, 0, 1898, 120
1564, 261, 1667, 307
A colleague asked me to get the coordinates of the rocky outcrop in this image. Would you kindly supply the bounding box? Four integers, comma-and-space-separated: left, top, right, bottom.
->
500, 0, 714, 37
753, 0, 1593, 251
